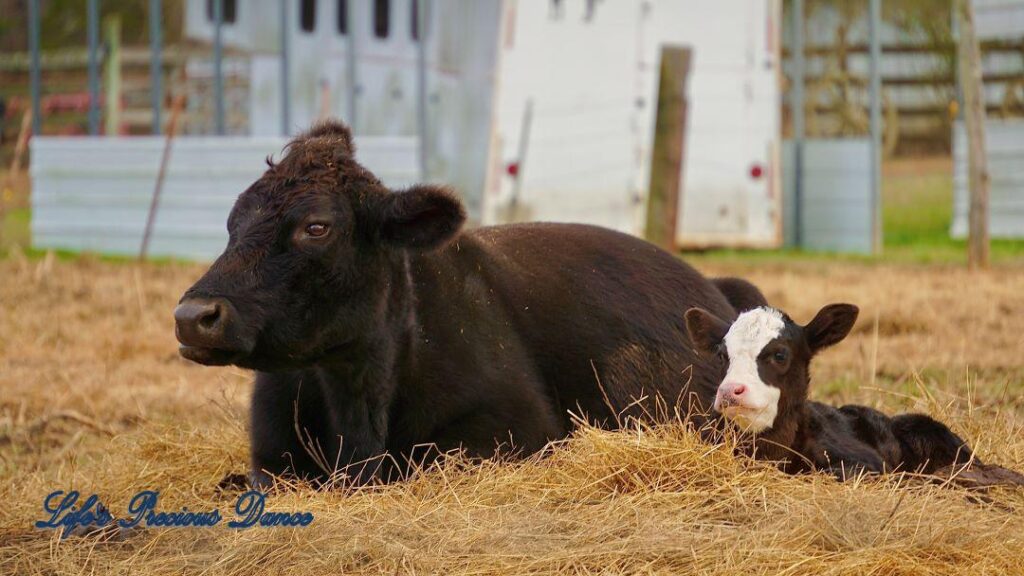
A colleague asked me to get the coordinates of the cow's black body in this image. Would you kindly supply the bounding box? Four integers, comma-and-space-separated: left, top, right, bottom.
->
174, 121, 747, 485
244, 222, 736, 484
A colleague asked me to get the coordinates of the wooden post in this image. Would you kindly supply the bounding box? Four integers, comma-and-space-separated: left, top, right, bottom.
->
0, 110, 33, 246
645, 46, 691, 252
104, 15, 123, 135
957, 0, 990, 269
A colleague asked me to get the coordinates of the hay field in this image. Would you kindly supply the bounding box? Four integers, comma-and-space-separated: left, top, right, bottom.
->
1, 252, 1024, 575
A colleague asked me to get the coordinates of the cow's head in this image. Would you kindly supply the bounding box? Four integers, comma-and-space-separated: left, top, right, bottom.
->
684, 304, 858, 433
174, 120, 465, 371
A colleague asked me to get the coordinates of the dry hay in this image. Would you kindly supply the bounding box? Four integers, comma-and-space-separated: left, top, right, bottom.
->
1, 254, 1024, 575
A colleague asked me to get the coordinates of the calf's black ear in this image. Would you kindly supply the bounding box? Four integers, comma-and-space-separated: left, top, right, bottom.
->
804, 303, 859, 354
379, 185, 466, 251
685, 308, 730, 355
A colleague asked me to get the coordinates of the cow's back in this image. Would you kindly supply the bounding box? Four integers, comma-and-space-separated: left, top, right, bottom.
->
444, 223, 734, 426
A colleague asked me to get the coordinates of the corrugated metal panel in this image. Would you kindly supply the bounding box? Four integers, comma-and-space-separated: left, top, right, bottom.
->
30, 136, 420, 261
783, 139, 874, 254
951, 120, 1024, 238
975, 0, 1024, 40
949, 1, 1024, 239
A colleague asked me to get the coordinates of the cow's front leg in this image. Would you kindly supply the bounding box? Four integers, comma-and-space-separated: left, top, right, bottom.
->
249, 371, 336, 487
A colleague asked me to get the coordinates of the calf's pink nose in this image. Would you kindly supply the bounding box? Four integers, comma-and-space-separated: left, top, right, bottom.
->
719, 382, 747, 400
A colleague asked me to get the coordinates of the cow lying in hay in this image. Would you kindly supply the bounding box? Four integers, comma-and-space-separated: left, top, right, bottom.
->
684, 299, 1024, 486
176, 119, 748, 488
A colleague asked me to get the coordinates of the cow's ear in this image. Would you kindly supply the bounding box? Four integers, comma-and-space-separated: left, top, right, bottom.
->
685, 308, 730, 355
804, 303, 859, 354
379, 185, 466, 251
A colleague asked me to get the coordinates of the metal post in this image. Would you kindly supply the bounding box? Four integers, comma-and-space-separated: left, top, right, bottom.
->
213, 0, 225, 135
792, 0, 804, 247
88, 0, 101, 135
281, 0, 291, 136
150, 0, 162, 134
868, 0, 882, 253
346, 0, 357, 131
416, 0, 429, 180
29, 0, 41, 135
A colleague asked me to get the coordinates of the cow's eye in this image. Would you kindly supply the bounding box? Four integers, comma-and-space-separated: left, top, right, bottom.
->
305, 223, 330, 238
772, 350, 788, 364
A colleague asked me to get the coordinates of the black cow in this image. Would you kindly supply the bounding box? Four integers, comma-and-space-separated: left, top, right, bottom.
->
175, 120, 737, 487
684, 301, 987, 479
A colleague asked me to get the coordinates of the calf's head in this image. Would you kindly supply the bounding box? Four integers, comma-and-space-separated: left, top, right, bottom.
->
175, 120, 465, 371
685, 304, 858, 433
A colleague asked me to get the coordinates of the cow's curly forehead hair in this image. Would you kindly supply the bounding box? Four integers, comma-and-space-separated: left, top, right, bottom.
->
252, 120, 383, 207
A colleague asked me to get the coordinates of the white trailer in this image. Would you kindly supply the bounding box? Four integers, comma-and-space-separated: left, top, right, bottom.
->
487, 0, 781, 245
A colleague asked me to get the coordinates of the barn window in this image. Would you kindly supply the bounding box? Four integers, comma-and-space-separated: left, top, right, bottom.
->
337, 0, 348, 35
206, 0, 237, 24
300, 0, 317, 32
374, 0, 390, 39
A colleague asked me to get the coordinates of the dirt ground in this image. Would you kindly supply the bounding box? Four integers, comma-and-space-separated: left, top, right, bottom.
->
1, 251, 1023, 575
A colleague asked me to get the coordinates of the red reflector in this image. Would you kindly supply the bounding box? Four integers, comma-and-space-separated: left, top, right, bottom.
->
749, 164, 763, 179
506, 162, 520, 177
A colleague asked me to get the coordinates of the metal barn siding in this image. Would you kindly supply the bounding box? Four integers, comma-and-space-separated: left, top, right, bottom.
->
783, 139, 874, 253
951, 120, 1024, 238
974, 0, 1024, 38
30, 136, 419, 260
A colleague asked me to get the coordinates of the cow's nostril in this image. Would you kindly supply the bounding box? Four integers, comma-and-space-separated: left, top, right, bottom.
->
175, 298, 232, 346
198, 304, 222, 330
732, 384, 747, 397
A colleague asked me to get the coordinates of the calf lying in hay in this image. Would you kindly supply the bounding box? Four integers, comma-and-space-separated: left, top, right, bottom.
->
684, 300, 1024, 486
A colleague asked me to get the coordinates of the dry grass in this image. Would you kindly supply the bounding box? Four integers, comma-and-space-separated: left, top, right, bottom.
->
2, 253, 1024, 575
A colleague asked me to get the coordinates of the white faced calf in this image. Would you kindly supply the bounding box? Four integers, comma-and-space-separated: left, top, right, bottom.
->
683, 303, 1007, 482
684, 304, 859, 434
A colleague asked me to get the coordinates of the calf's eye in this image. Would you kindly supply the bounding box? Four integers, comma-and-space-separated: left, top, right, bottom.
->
772, 351, 788, 364
305, 223, 329, 238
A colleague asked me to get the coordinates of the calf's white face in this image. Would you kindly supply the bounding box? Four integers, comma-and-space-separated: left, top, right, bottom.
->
685, 301, 859, 436
717, 308, 785, 433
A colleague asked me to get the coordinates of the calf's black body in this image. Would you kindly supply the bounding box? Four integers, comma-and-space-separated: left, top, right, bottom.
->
782, 402, 974, 477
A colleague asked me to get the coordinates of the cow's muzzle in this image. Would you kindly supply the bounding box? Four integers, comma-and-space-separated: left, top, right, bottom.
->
174, 297, 253, 365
